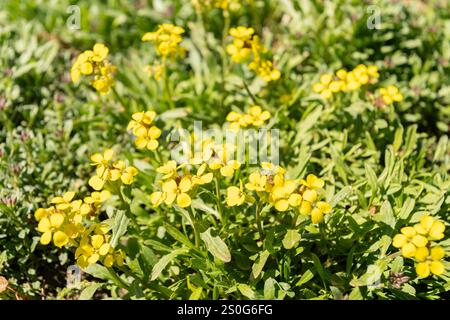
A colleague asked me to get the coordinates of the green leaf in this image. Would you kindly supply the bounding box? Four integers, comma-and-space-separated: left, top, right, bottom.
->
393, 126, 404, 152
151, 248, 189, 281
364, 163, 378, 194
311, 254, 327, 289
200, 228, 231, 263
330, 186, 353, 207
79, 283, 103, 300
189, 287, 203, 300
375, 200, 396, 228
164, 224, 195, 250
398, 198, 415, 220
110, 210, 129, 248
252, 250, 270, 279
237, 284, 255, 299
295, 269, 315, 287
264, 278, 276, 299
282, 230, 301, 249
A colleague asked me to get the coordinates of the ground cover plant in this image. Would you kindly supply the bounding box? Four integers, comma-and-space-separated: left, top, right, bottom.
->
0, 0, 449, 300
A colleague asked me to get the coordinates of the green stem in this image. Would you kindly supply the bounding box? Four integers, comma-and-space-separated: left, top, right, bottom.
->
189, 206, 200, 248
214, 173, 224, 225
255, 202, 264, 239
162, 58, 175, 109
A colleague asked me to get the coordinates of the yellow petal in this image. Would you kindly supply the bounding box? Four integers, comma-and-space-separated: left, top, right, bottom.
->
150, 192, 164, 206
176, 193, 192, 208
121, 173, 134, 185
37, 217, 51, 233
50, 213, 65, 228
89, 176, 105, 191
392, 234, 407, 248
430, 246, 445, 261
311, 208, 324, 224
91, 235, 104, 249
179, 177, 192, 193
400, 226, 416, 238
88, 253, 100, 265
147, 139, 159, 151
220, 165, 235, 177
402, 243, 417, 258
288, 194, 302, 207
34, 208, 47, 221
316, 201, 332, 213
274, 199, 289, 212
299, 201, 312, 215
109, 169, 121, 181
40, 231, 52, 245
414, 247, 429, 262
411, 235, 428, 248
103, 255, 114, 267
53, 231, 69, 248
430, 261, 444, 276
419, 215, 434, 231
99, 243, 111, 256
302, 189, 317, 203
416, 262, 430, 278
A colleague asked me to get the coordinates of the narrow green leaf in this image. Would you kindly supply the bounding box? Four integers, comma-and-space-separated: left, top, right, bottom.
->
282, 230, 301, 249
252, 250, 270, 279
200, 228, 231, 263
79, 283, 103, 300
151, 248, 188, 281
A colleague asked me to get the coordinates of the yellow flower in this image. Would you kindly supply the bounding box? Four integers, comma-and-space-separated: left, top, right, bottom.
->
310, 201, 332, 224
312, 74, 334, 99
157, 160, 179, 180
127, 111, 157, 135
227, 26, 280, 82
226, 181, 246, 207
50, 191, 75, 211
414, 215, 446, 240
75, 232, 112, 268
379, 85, 403, 105
135, 126, 162, 150
245, 171, 268, 192
392, 226, 428, 258
248, 105, 271, 126
71, 43, 116, 94
142, 24, 185, 58
128, 111, 161, 151
37, 212, 68, 247
151, 177, 193, 208
269, 178, 298, 212
415, 246, 446, 278
300, 174, 325, 190
191, 163, 213, 185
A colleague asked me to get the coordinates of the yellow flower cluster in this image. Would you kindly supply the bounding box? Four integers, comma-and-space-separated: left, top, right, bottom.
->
378, 85, 403, 105
313, 64, 379, 99
127, 111, 162, 151
226, 27, 281, 82
70, 43, 116, 94
150, 161, 214, 208
226, 105, 271, 131
393, 215, 446, 278
142, 24, 185, 80
88, 149, 138, 191
75, 224, 125, 268
227, 164, 331, 224
35, 190, 125, 269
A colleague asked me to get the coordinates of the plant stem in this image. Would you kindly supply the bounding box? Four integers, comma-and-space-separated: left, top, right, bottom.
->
189, 206, 200, 248
255, 203, 264, 239
214, 173, 224, 225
